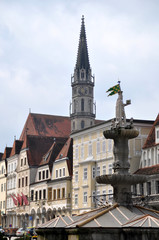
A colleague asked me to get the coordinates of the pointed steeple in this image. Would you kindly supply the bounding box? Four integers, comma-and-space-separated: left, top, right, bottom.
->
70, 16, 96, 132
75, 15, 90, 75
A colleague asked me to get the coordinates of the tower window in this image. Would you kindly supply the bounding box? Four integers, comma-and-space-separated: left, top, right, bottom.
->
81, 99, 84, 111
81, 72, 84, 79
81, 120, 85, 129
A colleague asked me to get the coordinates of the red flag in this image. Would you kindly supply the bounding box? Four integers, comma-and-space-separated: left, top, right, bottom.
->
21, 192, 29, 205
10, 194, 18, 206
17, 193, 22, 206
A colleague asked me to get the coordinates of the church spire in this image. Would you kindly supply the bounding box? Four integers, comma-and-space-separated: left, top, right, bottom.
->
70, 16, 96, 132
75, 15, 90, 75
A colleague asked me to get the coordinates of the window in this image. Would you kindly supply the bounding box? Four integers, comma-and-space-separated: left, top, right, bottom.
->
96, 190, 100, 204
21, 159, 23, 167
1, 166, 4, 174
59, 169, 62, 177
83, 168, 87, 180
18, 179, 21, 188
83, 192, 87, 203
46, 170, 49, 178
92, 191, 95, 203
22, 178, 24, 187
24, 157, 26, 165
3, 201, 5, 209
88, 143, 92, 156
133, 185, 137, 195
108, 189, 113, 201
63, 168, 65, 177
96, 166, 100, 176
108, 164, 112, 174
81, 99, 84, 111
1, 184, 3, 192
56, 169, 58, 178
148, 159, 151, 166
92, 167, 96, 178
147, 182, 151, 195
53, 189, 56, 200
57, 189, 60, 199
35, 191, 38, 201
31, 190, 34, 201
157, 130, 159, 138
102, 165, 106, 175
81, 120, 85, 129
102, 190, 106, 202
62, 188, 65, 198
97, 141, 100, 154
25, 176, 28, 186
140, 183, 144, 195
39, 190, 42, 200
102, 140, 106, 153
43, 170, 45, 179
48, 187, 52, 201
39, 172, 41, 180
75, 171, 78, 182
108, 140, 112, 152
43, 189, 46, 199
75, 147, 79, 160
75, 194, 78, 205
81, 145, 84, 159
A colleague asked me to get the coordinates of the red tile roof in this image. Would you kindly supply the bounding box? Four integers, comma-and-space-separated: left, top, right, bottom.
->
20, 113, 71, 140
134, 164, 159, 175
10, 140, 23, 157
39, 138, 67, 170
55, 138, 73, 176
0, 153, 3, 161
143, 114, 159, 149
22, 135, 67, 167
2, 147, 12, 160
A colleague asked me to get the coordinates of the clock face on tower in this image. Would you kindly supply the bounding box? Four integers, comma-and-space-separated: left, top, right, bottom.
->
78, 87, 88, 95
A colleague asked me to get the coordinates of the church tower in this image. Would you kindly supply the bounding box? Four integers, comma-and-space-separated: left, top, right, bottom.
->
70, 16, 96, 132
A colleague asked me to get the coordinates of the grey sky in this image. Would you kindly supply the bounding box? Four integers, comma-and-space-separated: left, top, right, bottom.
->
0, 0, 159, 152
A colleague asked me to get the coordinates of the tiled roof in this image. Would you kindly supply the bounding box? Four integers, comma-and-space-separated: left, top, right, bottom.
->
21, 135, 66, 167
143, 114, 159, 149
20, 113, 71, 140
38, 204, 159, 229
134, 164, 159, 175
0, 153, 3, 161
55, 138, 73, 176
10, 140, 23, 157
2, 147, 12, 160
39, 138, 67, 170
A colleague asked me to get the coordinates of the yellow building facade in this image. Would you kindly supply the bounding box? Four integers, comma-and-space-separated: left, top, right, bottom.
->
71, 119, 153, 214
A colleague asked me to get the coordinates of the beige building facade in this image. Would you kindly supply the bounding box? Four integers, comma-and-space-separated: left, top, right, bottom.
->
71, 119, 153, 214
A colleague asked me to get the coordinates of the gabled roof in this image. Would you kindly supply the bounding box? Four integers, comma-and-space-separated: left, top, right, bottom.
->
10, 140, 23, 157
2, 147, 12, 160
20, 113, 71, 141
143, 114, 159, 149
134, 164, 159, 175
38, 204, 159, 229
55, 138, 73, 176
39, 138, 67, 170
0, 153, 3, 161
21, 135, 66, 167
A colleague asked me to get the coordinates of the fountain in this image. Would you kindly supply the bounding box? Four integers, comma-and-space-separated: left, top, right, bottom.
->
96, 88, 148, 205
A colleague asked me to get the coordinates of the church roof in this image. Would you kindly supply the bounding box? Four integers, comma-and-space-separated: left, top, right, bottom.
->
38, 204, 159, 229
75, 16, 90, 73
20, 113, 71, 141
143, 113, 159, 149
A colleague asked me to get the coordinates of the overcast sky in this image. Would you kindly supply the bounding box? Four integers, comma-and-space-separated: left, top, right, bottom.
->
0, 0, 159, 152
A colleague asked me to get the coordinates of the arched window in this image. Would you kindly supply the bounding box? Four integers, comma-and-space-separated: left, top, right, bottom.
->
81, 120, 85, 129
81, 99, 84, 111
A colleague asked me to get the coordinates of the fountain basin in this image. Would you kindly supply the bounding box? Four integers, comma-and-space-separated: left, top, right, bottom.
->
96, 174, 148, 185
104, 128, 139, 140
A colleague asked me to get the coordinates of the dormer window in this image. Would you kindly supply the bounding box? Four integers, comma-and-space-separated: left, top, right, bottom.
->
155, 127, 159, 144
